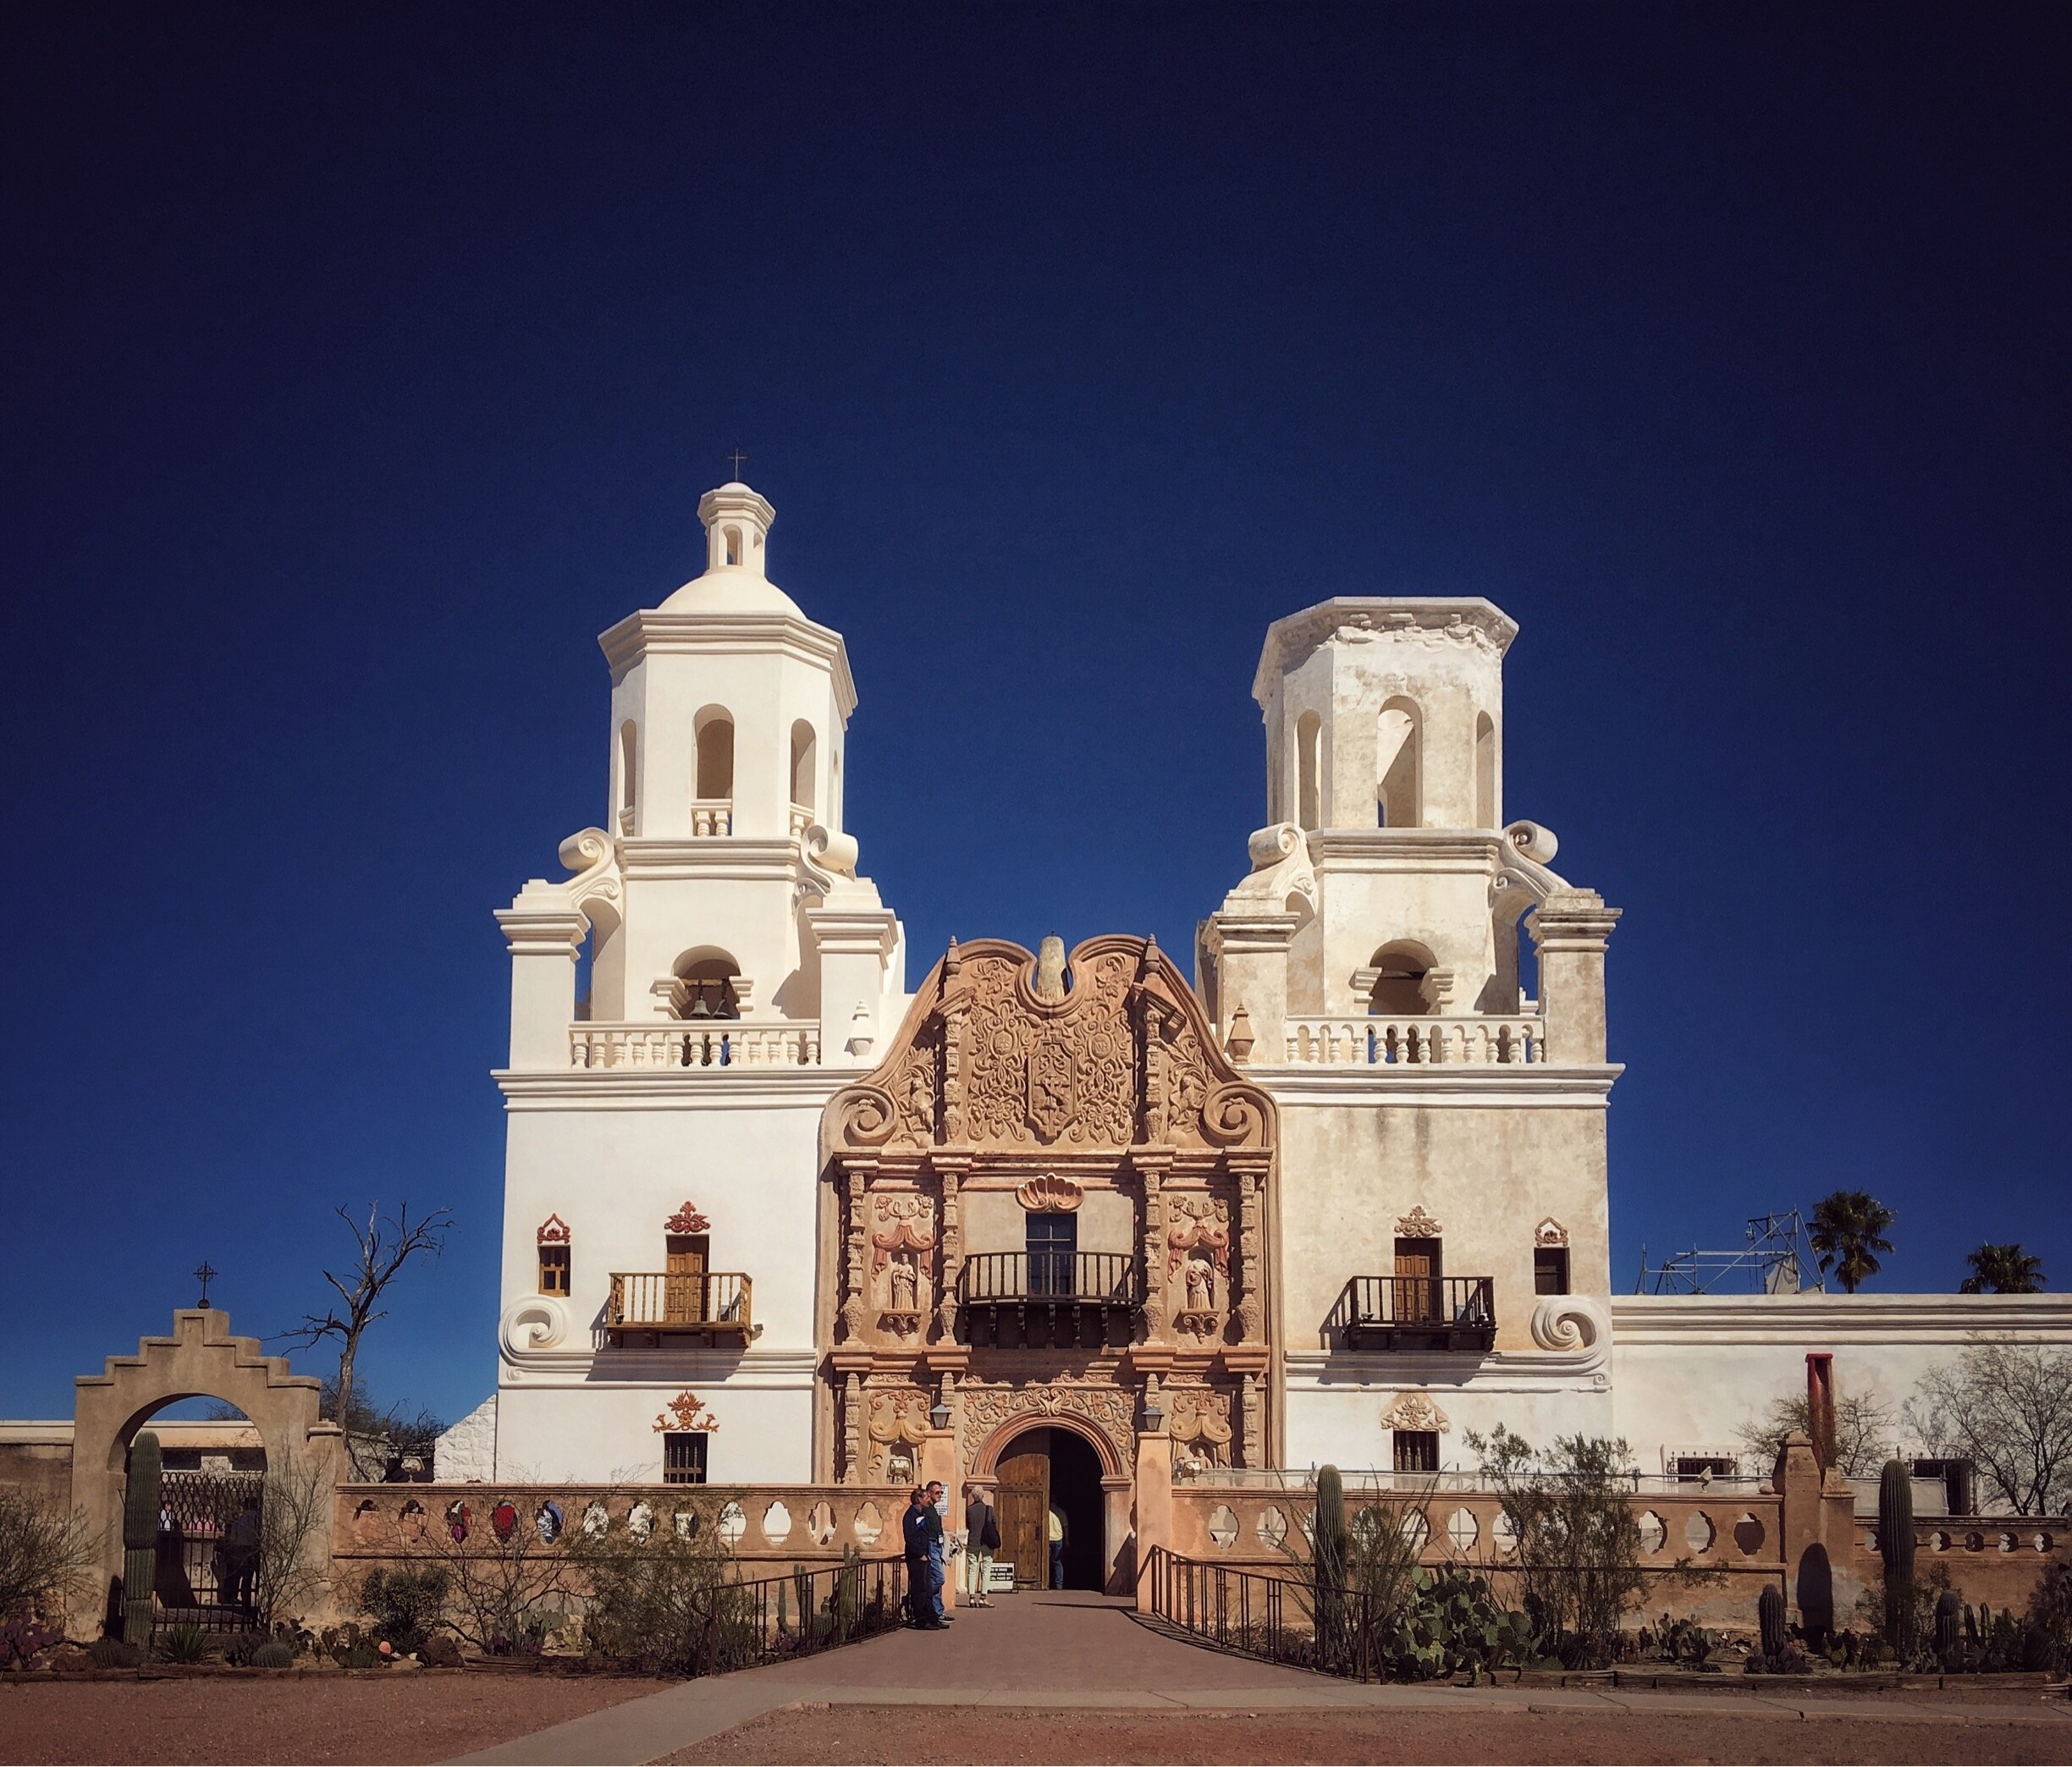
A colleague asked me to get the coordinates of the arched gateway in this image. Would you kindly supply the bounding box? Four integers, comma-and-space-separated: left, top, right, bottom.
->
819, 933, 1277, 1593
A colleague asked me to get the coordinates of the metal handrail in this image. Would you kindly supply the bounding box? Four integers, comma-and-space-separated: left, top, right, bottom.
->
957, 1252, 1139, 1304
1143, 1545, 1380, 1680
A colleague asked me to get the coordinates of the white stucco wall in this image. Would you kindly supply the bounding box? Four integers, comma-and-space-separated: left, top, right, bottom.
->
1610, 1293, 2072, 1481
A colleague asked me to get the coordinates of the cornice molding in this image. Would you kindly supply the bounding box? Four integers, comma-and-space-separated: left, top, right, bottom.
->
1282, 1345, 1610, 1392
1254, 597, 1518, 707
494, 1068, 866, 1109
598, 609, 857, 716
1252, 1065, 1622, 1108
1611, 1293, 2072, 1346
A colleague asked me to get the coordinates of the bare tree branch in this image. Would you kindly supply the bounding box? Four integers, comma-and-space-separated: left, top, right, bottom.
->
275, 1200, 454, 1434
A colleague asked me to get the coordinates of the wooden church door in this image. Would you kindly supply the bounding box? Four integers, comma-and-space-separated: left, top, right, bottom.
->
666, 1234, 708, 1324
995, 1441, 1050, 1588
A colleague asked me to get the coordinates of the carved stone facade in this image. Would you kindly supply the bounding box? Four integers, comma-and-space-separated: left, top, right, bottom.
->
821, 934, 1279, 1486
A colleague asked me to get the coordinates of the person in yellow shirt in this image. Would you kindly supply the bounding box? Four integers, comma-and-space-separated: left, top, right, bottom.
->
1046, 1503, 1066, 1589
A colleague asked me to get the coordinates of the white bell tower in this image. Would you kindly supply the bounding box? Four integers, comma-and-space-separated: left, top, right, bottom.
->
497, 477, 906, 1067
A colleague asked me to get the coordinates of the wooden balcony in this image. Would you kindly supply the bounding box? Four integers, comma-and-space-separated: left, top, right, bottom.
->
1329, 1275, 1496, 1352
606, 1271, 753, 1346
956, 1252, 1140, 1351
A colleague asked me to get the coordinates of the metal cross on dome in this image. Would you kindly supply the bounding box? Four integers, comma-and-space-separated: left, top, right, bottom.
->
726, 444, 748, 478
194, 1261, 218, 1309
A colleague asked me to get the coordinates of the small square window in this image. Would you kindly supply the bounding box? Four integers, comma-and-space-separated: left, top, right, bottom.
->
664, 1432, 708, 1486
538, 1244, 570, 1296
1393, 1430, 1440, 1473
1534, 1247, 1569, 1296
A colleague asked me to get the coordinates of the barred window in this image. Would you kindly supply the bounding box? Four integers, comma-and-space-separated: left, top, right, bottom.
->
1393, 1430, 1440, 1474
664, 1432, 708, 1486
538, 1244, 570, 1297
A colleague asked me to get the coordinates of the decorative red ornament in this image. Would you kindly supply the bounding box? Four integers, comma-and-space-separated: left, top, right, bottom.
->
665, 1202, 711, 1235
537, 1214, 571, 1246
491, 1500, 519, 1543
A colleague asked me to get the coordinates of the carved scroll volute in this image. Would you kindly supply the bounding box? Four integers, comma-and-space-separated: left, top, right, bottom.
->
1199, 1081, 1270, 1149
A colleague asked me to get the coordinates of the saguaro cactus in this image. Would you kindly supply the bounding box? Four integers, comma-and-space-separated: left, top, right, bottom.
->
122, 1431, 163, 1648
1758, 1582, 1787, 1660
1934, 1588, 1962, 1665
1313, 1465, 1350, 1664
1878, 1459, 1915, 1658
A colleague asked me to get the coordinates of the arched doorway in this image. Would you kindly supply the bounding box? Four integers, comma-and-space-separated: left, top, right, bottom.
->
992, 1426, 1106, 1590
71, 1308, 341, 1638
126, 1398, 267, 1632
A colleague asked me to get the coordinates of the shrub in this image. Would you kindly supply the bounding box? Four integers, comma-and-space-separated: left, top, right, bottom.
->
360, 1565, 449, 1657
0, 1489, 99, 1631
419, 1632, 462, 1668
565, 1508, 758, 1676
252, 1640, 294, 1670
1464, 1427, 1649, 1669
87, 1638, 143, 1670
155, 1625, 218, 1665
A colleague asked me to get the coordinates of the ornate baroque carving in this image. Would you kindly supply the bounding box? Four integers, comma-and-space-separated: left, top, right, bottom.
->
822, 936, 1273, 1158
1535, 1216, 1569, 1247
652, 1391, 719, 1434
1015, 1174, 1083, 1212
962, 1381, 1134, 1472
665, 1202, 711, 1236
1395, 1206, 1443, 1239
1166, 1384, 1233, 1473
1381, 1392, 1449, 1434
536, 1214, 570, 1246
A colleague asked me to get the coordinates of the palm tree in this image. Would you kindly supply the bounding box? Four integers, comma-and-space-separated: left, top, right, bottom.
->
1808, 1190, 1895, 1294
1959, 1242, 2045, 1294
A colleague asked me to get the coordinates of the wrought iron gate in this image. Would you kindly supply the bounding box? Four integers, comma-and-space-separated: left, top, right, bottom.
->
153, 1468, 264, 1632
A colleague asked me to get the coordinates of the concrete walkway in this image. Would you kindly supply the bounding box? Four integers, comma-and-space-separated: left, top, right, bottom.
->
455, 1590, 2072, 1765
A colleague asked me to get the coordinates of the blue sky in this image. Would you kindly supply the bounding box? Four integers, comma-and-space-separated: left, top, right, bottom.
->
3, 3, 2066, 1425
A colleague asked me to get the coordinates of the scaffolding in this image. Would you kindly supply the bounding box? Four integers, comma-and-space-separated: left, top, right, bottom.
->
1634, 1209, 1827, 1295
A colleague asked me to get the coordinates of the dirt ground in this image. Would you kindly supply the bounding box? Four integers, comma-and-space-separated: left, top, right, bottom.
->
667, 1701, 2072, 1765
0, 1671, 657, 1765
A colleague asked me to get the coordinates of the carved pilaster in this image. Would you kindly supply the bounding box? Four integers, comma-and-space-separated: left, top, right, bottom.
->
1132, 1148, 1172, 1343
841, 1372, 862, 1484
840, 1164, 872, 1340
1236, 1165, 1265, 1344
939, 944, 970, 1144
934, 1160, 966, 1342
1240, 1371, 1262, 1470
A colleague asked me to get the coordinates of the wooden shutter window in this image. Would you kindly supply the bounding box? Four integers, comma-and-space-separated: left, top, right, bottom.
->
538, 1244, 570, 1297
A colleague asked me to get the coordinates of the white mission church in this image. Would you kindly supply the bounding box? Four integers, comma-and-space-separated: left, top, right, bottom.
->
446, 477, 2071, 1576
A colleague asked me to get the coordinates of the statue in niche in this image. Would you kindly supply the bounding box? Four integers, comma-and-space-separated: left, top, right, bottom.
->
1033, 933, 1068, 1004
1183, 1257, 1215, 1315
887, 1252, 918, 1313
886, 1448, 915, 1487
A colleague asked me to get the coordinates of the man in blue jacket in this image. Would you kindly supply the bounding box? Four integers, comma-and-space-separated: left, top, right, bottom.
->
901, 1485, 948, 1627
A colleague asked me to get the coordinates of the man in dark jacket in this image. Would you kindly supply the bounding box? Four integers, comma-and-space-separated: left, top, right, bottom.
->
901, 1486, 946, 1627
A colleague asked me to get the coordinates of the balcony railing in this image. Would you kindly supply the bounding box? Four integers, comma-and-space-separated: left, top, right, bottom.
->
570, 1023, 822, 1069
1328, 1276, 1496, 1351
607, 1271, 753, 1344
1282, 1016, 1541, 1065
690, 799, 732, 836
957, 1253, 1141, 1351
